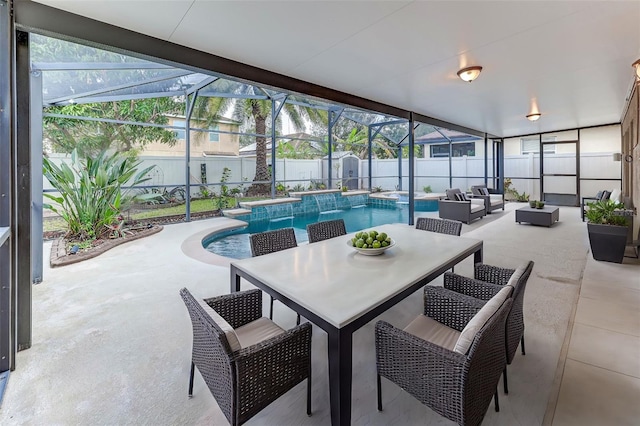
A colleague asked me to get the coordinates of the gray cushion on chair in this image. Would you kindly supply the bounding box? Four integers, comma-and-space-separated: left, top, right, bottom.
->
198, 299, 242, 352
404, 315, 461, 351
235, 317, 285, 348
454, 285, 512, 354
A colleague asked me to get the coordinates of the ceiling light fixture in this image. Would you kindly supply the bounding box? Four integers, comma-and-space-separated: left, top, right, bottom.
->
526, 113, 542, 122
457, 66, 483, 82
633, 59, 640, 79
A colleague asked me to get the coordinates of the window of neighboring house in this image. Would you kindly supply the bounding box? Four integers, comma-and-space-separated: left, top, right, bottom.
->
430, 142, 475, 158
521, 136, 556, 154
173, 120, 186, 140
209, 124, 220, 142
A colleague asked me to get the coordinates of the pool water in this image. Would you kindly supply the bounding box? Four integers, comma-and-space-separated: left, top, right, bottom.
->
205, 205, 414, 259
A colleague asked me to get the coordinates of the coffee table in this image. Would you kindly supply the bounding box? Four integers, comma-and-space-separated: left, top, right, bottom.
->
516, 205, 559, 227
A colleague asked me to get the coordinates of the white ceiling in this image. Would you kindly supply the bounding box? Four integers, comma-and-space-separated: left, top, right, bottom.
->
33, 0, 640, 138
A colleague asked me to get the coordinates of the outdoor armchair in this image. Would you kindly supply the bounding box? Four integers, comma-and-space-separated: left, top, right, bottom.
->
443, 260, 534, 394
438, 188, 486, 224
470, 185, 505, 214
179, 288, 312, 426
375, 284, 512, 426
306, 218, 347, 243
249, 228, 299, 323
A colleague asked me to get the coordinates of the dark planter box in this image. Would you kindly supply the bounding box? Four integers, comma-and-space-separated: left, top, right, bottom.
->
587, 223, 628, 263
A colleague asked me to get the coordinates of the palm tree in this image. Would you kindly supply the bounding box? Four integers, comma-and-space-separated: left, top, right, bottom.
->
193, 84, 327, 195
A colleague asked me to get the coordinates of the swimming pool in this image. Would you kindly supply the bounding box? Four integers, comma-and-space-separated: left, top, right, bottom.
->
204, 204, 420, 259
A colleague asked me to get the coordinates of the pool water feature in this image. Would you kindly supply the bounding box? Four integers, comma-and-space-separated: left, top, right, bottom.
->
205, 205, 413, 259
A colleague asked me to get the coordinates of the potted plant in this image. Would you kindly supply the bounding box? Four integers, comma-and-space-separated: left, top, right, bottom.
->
585, 199, 630, 263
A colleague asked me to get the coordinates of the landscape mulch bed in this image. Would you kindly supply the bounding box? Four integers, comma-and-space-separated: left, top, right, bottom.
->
48, 210, 223, 267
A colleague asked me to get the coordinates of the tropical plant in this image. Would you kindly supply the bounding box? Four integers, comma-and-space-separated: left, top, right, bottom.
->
210, 167, 235, 211
193, 84, 327, 196
43, 150, 155, 240
423, 185, 432, 193
585, 200, 628, 226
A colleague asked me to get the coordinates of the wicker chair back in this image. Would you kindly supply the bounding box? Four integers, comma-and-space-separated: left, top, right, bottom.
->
307, 219, 347, 243
415, 217, 462, 236
249, 228, 297, 257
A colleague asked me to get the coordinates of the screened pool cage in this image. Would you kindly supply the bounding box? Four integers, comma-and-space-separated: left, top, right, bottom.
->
35, 34, 501, 222
35, 34, 622, 279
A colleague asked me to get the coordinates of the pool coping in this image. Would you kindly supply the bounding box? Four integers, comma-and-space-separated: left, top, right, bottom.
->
181, 217, 249, 267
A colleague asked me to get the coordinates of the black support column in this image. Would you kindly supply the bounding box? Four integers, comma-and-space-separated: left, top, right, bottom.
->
0, 0, 15, 383
15, 30, 31, 351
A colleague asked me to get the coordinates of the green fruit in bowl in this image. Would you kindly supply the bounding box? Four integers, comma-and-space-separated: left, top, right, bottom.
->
355, 239, 365, 248
372, 241, 381, 248
366, 237, 374, 245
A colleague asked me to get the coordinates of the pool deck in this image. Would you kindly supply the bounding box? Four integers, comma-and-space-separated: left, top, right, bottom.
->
1, 203, 638, 425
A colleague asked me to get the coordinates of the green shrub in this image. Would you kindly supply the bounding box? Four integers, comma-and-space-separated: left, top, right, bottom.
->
423, 185, 432, 193
43, 150, 154, 240
585, 200, 628, 226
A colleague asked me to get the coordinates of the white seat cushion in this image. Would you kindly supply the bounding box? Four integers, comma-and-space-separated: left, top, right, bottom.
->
453, 285, 512, 354
470, 198, 484, 206
489, 196, 503, 206
198, 299, 242, 352
404, 314, 460, 351
609, 188, 622, 203
235, 317, 285, 348
470, 204, 485, 213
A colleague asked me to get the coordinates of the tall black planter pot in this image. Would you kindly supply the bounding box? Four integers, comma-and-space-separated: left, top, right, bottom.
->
587, 223, 628, 263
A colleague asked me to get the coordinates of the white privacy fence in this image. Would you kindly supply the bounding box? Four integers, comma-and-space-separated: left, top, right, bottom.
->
44, 152, 619, 199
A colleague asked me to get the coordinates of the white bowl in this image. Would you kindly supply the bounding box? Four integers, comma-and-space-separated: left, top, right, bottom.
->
347, 238, 396, 256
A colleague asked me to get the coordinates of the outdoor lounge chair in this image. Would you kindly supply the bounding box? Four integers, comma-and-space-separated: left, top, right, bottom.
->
438, 188, 486, 224
306, 218, 347, 243
470, 185, 505, 214
376, 284, 512, 426
179, 288, 312, 426
443, 260, 534, 394
249, 228, 299, 323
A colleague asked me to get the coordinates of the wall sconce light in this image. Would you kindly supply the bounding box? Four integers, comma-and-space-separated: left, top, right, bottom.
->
457, 66, 483, 82
633, 59, 640, 79
526, 113, 541, 122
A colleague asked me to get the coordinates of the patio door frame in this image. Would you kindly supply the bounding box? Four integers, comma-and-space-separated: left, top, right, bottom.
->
540, 135, 580, 206
0, 0, 15, 399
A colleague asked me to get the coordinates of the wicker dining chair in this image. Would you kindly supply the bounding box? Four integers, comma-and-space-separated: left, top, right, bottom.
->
443, 260, 534, 394
416, 217, 463, 272
376, 285, 512, 426
306, 219, 347, 243
415, 217, 463, 236
179, 288, 312, 426
249, 228, 299, 323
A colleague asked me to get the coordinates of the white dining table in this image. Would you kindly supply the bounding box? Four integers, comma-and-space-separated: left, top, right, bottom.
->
230, 223, 483, 426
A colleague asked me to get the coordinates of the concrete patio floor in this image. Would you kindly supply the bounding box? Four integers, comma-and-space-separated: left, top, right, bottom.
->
0, 202, 638, 425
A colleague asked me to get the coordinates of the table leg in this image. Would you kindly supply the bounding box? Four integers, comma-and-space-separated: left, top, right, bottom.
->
328, 328, 352, 426
230, 265, 241, 293
474, 245, 483, 264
